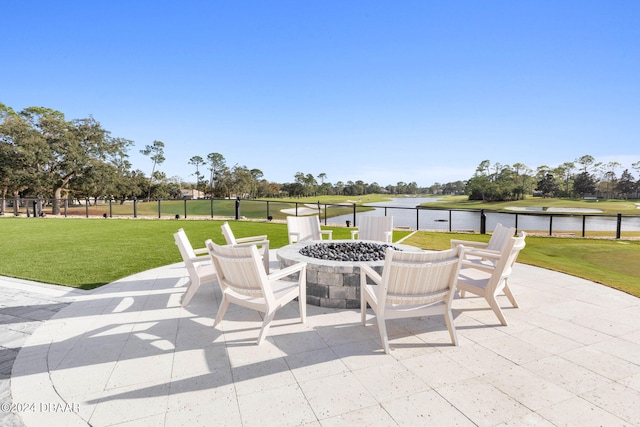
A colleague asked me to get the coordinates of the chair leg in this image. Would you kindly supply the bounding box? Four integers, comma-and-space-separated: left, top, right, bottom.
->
444, 307, 458, 346
486, 295, 508, 326
257, 311, 276, 345
213, 295, 230, 327
376, 315, 390, 354
503, 282, 519, 308
181, 278, 198, 307
262, 250, 270, 274
298, 292, 307, 324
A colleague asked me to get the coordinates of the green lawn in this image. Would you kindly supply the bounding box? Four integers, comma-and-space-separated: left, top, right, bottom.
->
57, 199, 359, 221
0, 217, 353, 289
1, 217, 638, 298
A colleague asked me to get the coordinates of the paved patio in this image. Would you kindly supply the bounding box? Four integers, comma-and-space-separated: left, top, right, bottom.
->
2, 251, 640, 426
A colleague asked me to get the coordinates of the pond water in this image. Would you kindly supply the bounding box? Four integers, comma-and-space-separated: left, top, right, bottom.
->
327, 198, 640, 233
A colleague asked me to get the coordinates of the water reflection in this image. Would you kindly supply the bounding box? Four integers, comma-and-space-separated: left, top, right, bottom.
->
327, 198, 640, 233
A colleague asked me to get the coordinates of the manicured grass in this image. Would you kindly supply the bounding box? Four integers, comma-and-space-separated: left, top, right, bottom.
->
278, 195, 395, 204
1, 217, 637, 298
62, 199, 358, 221
64, 199, 294, 220
0, 217, 355, 289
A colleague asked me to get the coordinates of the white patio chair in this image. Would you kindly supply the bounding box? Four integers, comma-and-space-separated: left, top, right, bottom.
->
456, 232, 526, 325
450, 223, 515, 253
221, 221, 270, 273
450, 223, 515, 265
207, 240, 307, 345
286, 215, 332, 244
351, 216, 393, 243
174, 228, 217, 307
360, 246, 465, 354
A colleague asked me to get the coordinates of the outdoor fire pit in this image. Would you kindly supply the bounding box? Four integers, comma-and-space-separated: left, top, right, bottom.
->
299, 241, 398, 262
277, 240, 422, 309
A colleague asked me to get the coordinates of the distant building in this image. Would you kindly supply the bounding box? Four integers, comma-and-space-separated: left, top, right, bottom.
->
180, 189, 205, 199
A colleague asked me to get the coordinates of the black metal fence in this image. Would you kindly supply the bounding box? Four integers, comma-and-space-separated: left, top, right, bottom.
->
3, 197, 640, 239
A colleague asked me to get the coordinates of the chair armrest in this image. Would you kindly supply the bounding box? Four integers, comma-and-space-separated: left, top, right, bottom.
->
360, 263, 382, 286
351, 230, 359, 240
450, 239, 488, 249
232, 239, 269, 248
321, 230, 333, 240
461, 259, 496, 274
235, 235, 268, 243
384, 231, 392, 243
268, 262, 307, 281
193, 247, 209, 255
190, 256, 212, 265
464, 248, 501, 259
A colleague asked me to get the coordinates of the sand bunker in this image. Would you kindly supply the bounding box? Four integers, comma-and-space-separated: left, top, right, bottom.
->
280, 204, 321, 215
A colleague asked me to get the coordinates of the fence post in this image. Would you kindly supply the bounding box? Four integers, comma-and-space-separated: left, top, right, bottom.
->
184, 199, 187, 219
616, 213, 622, 239
109, 199, 112, 218
582, 215, 586, 237
352, 204, 357, 227
133, 198, 138, 218
211, 198, 214, 219
317, 202, 324, 225
235, 197, 240, 220
158, 199, 161, 219
549, 215, 553, 236
480, 209, 486, 234
85, 198, 89, 218
449, 210, 452, 232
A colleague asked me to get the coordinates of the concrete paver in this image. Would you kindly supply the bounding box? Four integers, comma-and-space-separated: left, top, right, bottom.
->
0, 277, 86, 427
2, 253, 639, 426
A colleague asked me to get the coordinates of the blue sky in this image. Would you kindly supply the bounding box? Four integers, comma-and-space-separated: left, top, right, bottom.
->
3, 1, 639, 187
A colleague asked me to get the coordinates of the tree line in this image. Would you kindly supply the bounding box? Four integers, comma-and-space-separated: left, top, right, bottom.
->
0, 104, 275, 212
0, 103, 452, 206
465, 157, 640, 201
2, 103, 639, 213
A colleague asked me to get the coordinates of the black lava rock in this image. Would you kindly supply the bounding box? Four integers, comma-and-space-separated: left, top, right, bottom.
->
299, 242, 401, 261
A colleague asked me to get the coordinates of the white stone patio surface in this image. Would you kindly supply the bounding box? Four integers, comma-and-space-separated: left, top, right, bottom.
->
8, 252, 640, 426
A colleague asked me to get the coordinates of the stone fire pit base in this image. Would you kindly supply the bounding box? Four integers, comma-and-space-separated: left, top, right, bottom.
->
277, 240, 422, 309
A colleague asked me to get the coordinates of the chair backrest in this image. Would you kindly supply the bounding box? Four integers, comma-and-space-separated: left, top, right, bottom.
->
287, 215, 321, 243
487, 223, 516, 251
207, 240, 272, 302
221, 221, 237, 245
378, 247, 463, 306
357, 216, 393, 242
488, 232, 527, 290
174, 228, 197, 262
